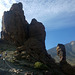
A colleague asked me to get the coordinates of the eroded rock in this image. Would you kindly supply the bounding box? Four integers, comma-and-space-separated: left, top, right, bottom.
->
1, 2, 56, 69
1, 2, 28, 46
29, 18, 46, 48
14, 38, 55, 66
56, 44, 66, 62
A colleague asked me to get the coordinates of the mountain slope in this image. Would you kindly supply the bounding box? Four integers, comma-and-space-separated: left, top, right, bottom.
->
47, 41, 75, 66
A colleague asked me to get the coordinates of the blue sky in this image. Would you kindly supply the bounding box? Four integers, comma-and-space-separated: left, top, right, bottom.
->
0, 0, 75, 50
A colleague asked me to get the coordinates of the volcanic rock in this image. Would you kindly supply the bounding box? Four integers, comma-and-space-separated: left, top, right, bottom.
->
1, 2, 57, 69
56, 44, 66, 62
1, 2, 75, 75
1, 2, 28, 46
15, 38, 55, 65
29, 19, 46, 48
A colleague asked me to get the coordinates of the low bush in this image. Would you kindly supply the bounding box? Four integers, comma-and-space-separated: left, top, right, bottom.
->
34, 62, 49, 70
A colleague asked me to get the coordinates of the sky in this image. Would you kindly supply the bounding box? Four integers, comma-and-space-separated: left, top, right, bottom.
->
0, 0, 75, 50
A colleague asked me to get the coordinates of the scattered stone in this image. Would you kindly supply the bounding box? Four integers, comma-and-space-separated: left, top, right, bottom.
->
43, 71, 51, 75
25, 72, 33, 75
9, 68, 23, 74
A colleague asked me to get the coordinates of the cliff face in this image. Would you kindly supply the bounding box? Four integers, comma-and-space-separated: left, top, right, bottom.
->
1, 2, 55, 66
1, 2, 28, 46
29, 19, 46, 46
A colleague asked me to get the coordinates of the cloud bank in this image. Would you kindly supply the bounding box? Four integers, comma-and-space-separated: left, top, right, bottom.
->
0, 0, 75, 31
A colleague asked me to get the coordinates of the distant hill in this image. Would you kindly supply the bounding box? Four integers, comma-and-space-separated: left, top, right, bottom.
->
47, 41, 75, 66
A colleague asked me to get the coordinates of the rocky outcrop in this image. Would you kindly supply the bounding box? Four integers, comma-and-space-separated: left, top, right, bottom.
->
1, 2, 28, 46
14, 38, 55, 65
56, 44, 75, 75
56, 44, 66, 62
1, 2, 75, 75
29, 19, 46, 48
1, 2, 56, 68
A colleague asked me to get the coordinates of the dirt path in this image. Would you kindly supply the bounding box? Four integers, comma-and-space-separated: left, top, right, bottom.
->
0, 59, 11, 75
0, 59, 24, 75
0, 70, 11, 75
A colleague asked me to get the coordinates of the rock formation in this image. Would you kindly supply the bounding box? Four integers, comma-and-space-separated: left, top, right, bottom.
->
1, 2, 28, 46
14, 38, 55, 65
1, 2, 75, 75
29, 19, 46, 48
56, 44, 75, 75
1, 2, 56, 68
56, 44, 66, 62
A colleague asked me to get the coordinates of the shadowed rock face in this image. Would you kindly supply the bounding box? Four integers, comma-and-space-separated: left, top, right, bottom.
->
14, 38, 55, 65
56, 44, 66, 62
1, 3, 75, 75
1, 2, 28, 46
1, 2, 56, 68
29, 19, 46, 48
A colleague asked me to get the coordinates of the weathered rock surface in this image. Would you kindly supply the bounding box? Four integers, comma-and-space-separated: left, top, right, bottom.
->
56, 44, 66, 62
29, 19, 46, 48
56, 44, 75, 75
1, 2, 75, 75
1, 2, 28, 46
1, 2, 56, 69
14, 38, 55, 66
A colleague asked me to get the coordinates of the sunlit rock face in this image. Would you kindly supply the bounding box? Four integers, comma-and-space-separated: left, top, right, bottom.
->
56, 44, 66, 62
1, 2, 28, 46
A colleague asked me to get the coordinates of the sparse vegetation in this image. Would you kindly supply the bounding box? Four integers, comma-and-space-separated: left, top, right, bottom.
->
34, 62, 49, 70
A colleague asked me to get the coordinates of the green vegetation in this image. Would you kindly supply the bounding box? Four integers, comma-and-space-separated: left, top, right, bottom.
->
34, 61, 49, 70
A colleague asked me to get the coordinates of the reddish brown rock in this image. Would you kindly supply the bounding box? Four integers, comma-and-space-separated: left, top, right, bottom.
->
56, 44, 66, 62
1, 2, 28, 46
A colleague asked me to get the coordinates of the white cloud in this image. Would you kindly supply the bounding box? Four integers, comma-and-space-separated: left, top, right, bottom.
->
0, 0, 75, 31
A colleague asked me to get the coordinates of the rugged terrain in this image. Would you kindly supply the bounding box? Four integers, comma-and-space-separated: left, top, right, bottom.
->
0, 2, 75, 75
